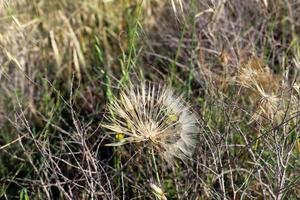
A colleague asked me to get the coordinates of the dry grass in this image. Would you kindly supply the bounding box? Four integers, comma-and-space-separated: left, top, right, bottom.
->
1, 0, 300, 199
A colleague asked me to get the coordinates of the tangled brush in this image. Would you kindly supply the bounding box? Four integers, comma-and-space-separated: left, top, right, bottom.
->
102, 82, 199, 162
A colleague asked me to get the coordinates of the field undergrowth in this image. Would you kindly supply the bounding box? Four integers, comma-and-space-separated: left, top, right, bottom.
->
1, 0, 300, 199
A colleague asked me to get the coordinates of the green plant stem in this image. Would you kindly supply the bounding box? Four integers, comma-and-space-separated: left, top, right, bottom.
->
151, 147, 161, 185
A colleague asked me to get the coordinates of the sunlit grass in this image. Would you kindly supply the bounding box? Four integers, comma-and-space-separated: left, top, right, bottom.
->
1, 0, 300, 199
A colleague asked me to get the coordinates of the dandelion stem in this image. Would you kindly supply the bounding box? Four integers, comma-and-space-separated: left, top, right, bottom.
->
151, 147, 161, 185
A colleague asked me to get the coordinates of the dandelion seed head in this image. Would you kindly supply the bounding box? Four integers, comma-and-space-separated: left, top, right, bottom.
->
103, 82, 199, 162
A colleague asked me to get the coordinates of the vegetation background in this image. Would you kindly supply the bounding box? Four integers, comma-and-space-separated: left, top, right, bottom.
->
1, 0, 300, 199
